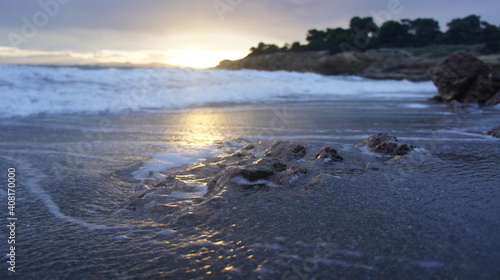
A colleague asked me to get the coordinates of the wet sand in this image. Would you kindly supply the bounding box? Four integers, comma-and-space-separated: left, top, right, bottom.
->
125, 138, 500, 279
0, 98, 499, 279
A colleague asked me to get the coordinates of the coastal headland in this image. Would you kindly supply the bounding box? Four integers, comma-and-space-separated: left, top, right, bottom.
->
216, 46, 500, 82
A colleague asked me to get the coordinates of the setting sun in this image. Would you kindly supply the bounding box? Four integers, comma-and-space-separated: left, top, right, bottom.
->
165, 49, 247, 68
0, 46, 248, 68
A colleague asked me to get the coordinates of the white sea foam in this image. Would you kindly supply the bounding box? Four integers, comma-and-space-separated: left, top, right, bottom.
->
131, 144, 223, 181
401, 103, 431, 109
0, 65, 436, 117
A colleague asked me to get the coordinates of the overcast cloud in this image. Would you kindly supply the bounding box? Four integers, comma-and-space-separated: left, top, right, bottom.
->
0, 0, 499, 66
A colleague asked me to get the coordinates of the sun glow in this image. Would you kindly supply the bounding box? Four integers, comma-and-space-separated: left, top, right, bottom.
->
0, 46, 247, 68
164, 49, 247, 68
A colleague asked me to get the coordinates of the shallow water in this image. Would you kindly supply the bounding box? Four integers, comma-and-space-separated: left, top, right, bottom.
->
0, 96, 499, 279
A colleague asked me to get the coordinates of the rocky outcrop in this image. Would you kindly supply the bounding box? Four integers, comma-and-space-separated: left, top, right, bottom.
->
216, 49, 440, 81
427, 51, 500, 105
363, 132, 413, 156
206, 141, 335, 198
123, 141, 349, 221
122, 137, 424, 224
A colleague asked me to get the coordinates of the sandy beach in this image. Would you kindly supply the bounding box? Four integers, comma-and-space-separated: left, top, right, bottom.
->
1, 96, 499, 279
2, 1, 500, 278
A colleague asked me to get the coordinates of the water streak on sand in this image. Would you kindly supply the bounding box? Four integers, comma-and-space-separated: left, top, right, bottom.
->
1, 156, 112, 230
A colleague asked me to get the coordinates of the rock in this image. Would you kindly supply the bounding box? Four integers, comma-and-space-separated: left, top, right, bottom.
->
264, 141, 306, 159
251, 157, 287, 172
376, 141, 412, 156
205, 141, 310, 197
485, 91, 500, 106
316, 147, 343, 162
125, 140, 357, 224
427, 95, 444, 103
240, 167, 275, 182
243, 144, 255, 150
292, 145, 307, 158
428, 51, 500, 105
487, 126, 500, 138
269, 164, 307, 185
363, 132, 413, 156
289, 164, 308, 175
449, 100, 471, 109
363, 131, 396, 149
206, 166, 241, 197
272, 162, 287, 172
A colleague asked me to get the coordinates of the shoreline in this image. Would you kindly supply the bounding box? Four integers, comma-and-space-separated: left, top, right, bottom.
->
2, 97, 498, 279
216, 48, 500, 82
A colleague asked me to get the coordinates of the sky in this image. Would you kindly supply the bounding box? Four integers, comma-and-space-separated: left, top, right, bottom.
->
0, 0, 499, 68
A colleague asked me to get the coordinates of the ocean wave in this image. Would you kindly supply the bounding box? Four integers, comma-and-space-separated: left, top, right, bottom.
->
0, 64, 436, 117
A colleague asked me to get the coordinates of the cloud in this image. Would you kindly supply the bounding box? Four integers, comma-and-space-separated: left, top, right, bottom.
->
2, 1, 499, 34
0, 0, 499, 65
0, 44, 248, 68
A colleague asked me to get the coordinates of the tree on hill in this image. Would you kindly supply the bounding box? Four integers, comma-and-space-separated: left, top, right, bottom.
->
481, 22, 500, 53
445, 15, 482, 44
303, 16, 403, 54
248, 42, 281, 56
245, 15, 500, 57
347, 16, 379, 51
378, 20, 411, 47
289, 41, 305, 52
305, 29, 328, 50
325, 28, 351, 54
349, 16, 379, 38
402, 18, 441, 47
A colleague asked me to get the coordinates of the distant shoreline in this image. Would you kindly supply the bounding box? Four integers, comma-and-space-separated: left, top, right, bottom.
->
0, 62, 178, 69
216, 45, 500, 81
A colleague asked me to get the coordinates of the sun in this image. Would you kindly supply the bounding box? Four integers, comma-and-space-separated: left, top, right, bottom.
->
165, 49, 247, 68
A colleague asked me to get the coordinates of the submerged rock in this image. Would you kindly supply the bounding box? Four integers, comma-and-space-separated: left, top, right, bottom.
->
428, 51, 500, 105
251, 157, 288, 172
427, 95, 444, 103
206, 166, 242, 197
487, 126, 500, 138
315, 147, 343, 162
123, 138, 432, 227
376, 140, 412, 156
240, 167, 275, 182
363, 131, 396, 148
131, 140, 348, 205
363, 132, 413, 156
264, 141, 306, 159
205, 141, 313, 197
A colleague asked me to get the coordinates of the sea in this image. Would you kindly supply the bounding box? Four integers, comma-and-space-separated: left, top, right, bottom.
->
0, 64, 498, 279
